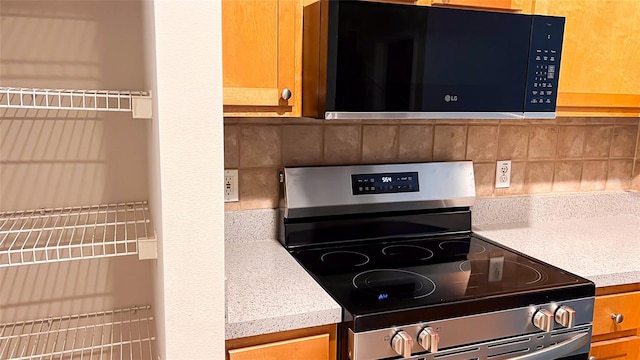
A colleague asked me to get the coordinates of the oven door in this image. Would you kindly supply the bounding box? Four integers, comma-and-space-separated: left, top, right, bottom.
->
503, 332, 591, 360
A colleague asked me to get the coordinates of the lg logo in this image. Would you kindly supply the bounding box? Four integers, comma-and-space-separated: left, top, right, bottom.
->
444, 95, 458, 102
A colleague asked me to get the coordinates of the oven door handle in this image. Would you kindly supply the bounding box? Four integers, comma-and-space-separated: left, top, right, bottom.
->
507, 332, 590, 360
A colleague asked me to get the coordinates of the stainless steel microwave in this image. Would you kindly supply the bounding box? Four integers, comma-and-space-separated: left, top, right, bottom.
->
302, 1, 565, 120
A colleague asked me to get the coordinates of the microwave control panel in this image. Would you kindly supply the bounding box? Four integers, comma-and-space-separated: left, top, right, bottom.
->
524, 16, 565, 112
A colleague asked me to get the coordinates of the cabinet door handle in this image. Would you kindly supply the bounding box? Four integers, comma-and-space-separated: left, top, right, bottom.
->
611, 313, 624, 323
281, 88, 292, 101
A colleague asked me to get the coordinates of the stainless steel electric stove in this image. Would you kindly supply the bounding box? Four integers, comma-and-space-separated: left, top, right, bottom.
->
279, 161, 595, 360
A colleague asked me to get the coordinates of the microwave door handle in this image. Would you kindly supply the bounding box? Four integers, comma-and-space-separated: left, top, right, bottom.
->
506, 332, 590, 360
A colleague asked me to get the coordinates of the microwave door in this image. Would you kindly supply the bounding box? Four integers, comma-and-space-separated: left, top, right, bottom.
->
333, 2, 426, 113
323, 1, 563, 120
373, 32, 427, 112
421, 7, 531, 114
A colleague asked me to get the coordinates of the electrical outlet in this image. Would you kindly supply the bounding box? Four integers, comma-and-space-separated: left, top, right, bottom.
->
495, 160, 511, 188
224, 169, 239, 202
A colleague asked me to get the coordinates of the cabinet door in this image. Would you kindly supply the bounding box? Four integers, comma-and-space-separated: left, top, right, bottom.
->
430, 0, 520, 11
422, 0, 534, 12
228, 334, 330, 360
222, 0, 298, 115
590, 336, 640, 360
593, 291, 640, 336
535, 0, 640, 116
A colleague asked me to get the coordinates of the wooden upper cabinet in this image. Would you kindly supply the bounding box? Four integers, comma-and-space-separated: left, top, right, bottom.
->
222, 0, 301, 117
428, 0, 528, 11
535, 0, 640, 116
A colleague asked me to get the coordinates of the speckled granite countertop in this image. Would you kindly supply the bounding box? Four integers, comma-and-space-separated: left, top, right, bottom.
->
225, 191, 640, 340
473, 191, 640, 288
474, 215, 640, 288
225, 239, 341, 340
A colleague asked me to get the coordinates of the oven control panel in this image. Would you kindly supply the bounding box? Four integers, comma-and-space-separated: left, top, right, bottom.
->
283, 161, 475, 218
351, 172, 419, 195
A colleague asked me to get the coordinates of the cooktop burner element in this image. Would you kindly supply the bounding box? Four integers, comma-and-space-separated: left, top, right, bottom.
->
459, 259, 544, 286
353, 269, 436, 300
321, 251, 370, 267
438, 240, 486, 255
381, 244, 434, 261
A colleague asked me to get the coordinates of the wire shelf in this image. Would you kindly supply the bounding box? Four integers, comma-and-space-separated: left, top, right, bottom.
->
0, 88, 152, 118
0, 201, 155, 267
0, 306, 155, 360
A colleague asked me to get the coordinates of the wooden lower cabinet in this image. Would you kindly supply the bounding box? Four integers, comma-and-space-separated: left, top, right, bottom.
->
593, 291, 640, 336
229, 334, 329, 360
591, 286, 640, 360
590, 336, 640, 360
226, 324, 336, 360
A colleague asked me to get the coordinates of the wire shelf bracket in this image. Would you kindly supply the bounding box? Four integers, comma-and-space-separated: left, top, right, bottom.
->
0, 305, 156, 360
0, 201, 158, 267
0, 88, 153, 119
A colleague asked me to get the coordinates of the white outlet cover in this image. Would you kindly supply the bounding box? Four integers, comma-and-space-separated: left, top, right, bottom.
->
224, 169, 239, 202
495, 160, 511, 189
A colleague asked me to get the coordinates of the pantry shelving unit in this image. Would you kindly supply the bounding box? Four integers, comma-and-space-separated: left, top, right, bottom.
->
0, 87, 153, 119
0, 87, 157, 359
0, 201, 157, 267
0, 306, 155, 360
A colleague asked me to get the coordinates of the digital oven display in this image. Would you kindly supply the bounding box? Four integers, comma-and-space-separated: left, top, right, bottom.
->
351, 172, 419, 195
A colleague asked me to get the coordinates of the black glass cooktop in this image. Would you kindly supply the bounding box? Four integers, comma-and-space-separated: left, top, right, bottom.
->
290, 233, 594, 332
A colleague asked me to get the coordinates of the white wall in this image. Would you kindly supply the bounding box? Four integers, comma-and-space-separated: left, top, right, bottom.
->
151, 1, 225, 359
142, 0, 165, 358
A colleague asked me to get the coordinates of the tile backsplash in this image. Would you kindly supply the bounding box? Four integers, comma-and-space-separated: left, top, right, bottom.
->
224, 117, 640, 211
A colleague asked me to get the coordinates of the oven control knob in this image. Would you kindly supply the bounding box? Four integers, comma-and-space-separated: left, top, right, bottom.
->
391, 330, 413, 358
533, 309, 554, 332
555, 305, 576, 328
418, 327, 439, 353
